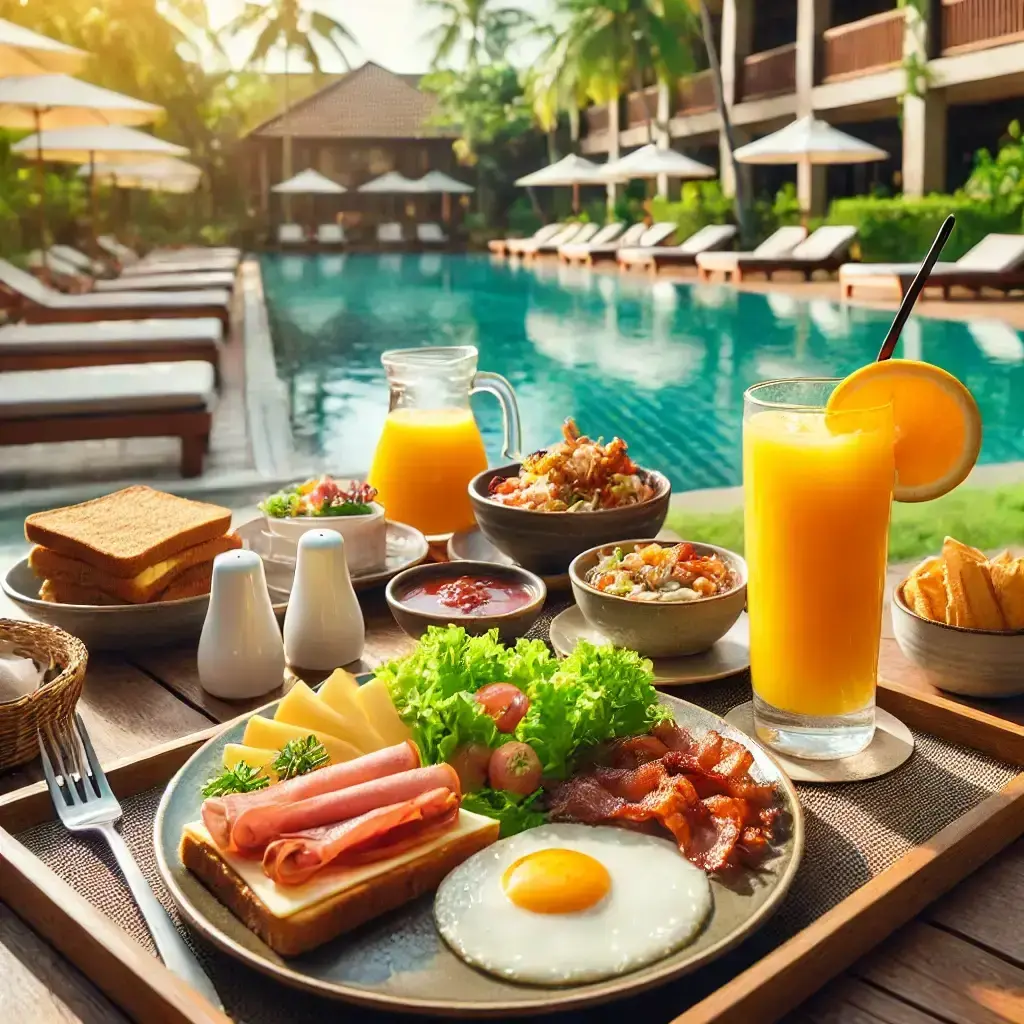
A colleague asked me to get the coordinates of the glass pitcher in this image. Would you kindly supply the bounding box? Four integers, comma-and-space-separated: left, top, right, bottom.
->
367, 346, 522, 537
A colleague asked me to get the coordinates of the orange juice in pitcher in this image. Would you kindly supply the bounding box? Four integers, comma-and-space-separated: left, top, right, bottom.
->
368, 346, 521, 537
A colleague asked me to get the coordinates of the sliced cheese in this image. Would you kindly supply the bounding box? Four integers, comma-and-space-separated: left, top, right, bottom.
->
182, 810, 499, 918
355, 676, 413, 748
316, 671, 387, 751
243, 716, 361, 766
223, 743, 280, 780
275, 681, 378, 754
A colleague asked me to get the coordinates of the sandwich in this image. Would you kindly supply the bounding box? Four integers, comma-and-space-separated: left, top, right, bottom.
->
26, 485, 241, 605
181, 741, 499, 956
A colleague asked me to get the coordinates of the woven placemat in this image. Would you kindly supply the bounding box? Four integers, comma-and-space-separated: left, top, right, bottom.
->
12, 606, 1021, 1023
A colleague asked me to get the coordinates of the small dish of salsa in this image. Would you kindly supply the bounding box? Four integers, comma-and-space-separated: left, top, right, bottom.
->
386, 561, 546, 642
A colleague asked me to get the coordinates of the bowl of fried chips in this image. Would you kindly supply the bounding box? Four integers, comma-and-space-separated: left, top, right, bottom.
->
892, 537, 1024, 698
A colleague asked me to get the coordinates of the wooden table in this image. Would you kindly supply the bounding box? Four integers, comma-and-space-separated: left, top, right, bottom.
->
2, 587, 1022, 1023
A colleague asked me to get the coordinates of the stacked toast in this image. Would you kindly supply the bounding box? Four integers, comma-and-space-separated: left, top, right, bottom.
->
26, 486, 241, 605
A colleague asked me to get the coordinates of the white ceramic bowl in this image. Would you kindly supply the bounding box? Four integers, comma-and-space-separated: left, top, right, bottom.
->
891, 582, 1024, 698
263, 502, 387, 574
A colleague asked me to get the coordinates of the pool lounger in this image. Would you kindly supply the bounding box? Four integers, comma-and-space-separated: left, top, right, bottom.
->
52, 244, 238, 278
0, 259, 231, 329
417, 223, 449, 247
839, 234, 1024, 299
378, 223, 405, 246
0, 361, 216, 478
557, 222, 626, 262
570, 222, 676, 265
521, 223, 599, 260
618, 223, 738, 271
0, 318, 224, 381
696, 226, 857, 282
491, 223, 564, 257
97, 235, 240, 266
91, 270, 236, 293
317, 224, 346, 247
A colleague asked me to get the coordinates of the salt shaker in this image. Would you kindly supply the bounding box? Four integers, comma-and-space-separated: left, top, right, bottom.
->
283, 529, 365, 671
198, 549, 285, 699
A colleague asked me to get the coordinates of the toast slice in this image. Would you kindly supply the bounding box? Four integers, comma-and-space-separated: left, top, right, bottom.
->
29, 533, 239, 603
40, 560, 216, 605
25, 486, 232, 578
180, 812, 499, 956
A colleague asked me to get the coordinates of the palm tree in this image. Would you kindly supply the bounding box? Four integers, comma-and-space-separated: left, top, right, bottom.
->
423, 0, 535, 70
227, 1, 357, 187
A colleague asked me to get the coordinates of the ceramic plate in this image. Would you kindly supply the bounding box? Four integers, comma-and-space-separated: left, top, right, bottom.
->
2, 558, 288, 651
238, 519, 429, 596
153, 684, 802, 1017
550, 605, 751, 685
448, 527, 571, 592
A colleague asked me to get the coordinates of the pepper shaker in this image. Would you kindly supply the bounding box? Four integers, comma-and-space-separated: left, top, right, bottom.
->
284, 529, 365, 671
198, 549, 285, 699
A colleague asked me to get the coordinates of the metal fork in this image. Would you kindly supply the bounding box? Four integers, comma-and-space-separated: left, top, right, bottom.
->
39, 714, 223, 1011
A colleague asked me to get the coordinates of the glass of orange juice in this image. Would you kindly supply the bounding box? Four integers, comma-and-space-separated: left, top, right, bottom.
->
743, 379, 895, 760
368, 346, 521, 538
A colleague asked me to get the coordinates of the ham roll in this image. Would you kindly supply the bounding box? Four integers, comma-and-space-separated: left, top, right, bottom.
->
263, 788, 460, 885
202, 740, 419, 850
229, 763, 461, 853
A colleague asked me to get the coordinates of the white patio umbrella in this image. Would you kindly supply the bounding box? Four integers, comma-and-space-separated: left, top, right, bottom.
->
358, 170, 420, 193
0, 19, 87, 75
0, 75, 161, 253
271, 168, 346, 194
600, 144, 716, 182
734, 115, 887, 220
81, 158, 201, 193
516, 154, 605, 213
15, 125, 184, 251
410, 169, 474, 221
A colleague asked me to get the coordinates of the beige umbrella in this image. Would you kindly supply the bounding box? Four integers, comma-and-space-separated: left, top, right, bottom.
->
15, 125, 183, 251
410, 170, 474, 222
0, 75, 161, 253
0, 19, 87, 76
734, 115, 887, 221
516, 154, 605, 213
599, 144, 716, 182
359, 171, 420, 221
272, 168, 346, 194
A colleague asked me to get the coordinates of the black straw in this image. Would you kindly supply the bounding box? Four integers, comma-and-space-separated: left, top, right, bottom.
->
876, 214, 955, 362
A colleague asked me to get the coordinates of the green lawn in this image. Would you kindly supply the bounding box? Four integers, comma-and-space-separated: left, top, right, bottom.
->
665, 483, 1024, 563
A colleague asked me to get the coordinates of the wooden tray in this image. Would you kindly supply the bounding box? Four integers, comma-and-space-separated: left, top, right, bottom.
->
1, 679, 1023, 1024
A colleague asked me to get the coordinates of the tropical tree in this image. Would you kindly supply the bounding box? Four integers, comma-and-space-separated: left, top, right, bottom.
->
226, 0, 358, 185
423, 0, 535, 70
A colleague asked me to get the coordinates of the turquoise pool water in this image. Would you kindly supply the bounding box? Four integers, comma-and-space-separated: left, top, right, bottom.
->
261, 253, 1024, 492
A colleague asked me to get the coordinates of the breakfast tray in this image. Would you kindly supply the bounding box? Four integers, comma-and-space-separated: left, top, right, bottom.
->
2, 678, 1023, 1024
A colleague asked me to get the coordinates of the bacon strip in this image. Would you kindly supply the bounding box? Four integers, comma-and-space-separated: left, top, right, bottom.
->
263, 788, 460, 885
202, 741, 419, 850
230, 764, 460, 853
547, 729, 780, 874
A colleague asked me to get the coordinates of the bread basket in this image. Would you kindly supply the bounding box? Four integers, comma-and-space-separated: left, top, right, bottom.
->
0, 619, 88, 771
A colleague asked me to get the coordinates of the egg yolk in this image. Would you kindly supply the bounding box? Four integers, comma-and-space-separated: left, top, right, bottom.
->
501, 849, 611, 914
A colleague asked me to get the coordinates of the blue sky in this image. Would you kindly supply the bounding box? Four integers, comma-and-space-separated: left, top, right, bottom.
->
202, 0, 553, 74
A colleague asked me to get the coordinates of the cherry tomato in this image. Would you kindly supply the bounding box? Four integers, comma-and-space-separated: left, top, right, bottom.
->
449, 743, 491, 793
475, 683, 529, 733
488, 741, 543, 796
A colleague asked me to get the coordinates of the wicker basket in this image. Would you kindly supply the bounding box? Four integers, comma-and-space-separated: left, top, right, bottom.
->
0, 619, 88, 771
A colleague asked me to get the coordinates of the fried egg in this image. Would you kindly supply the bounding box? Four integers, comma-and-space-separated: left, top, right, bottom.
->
433, 823, 712, 985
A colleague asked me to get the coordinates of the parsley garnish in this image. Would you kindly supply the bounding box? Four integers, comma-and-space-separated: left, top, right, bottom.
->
272, 735, 330, 780
201, 761, 270, 798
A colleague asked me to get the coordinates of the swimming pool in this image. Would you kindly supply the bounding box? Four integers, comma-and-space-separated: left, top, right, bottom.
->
261, 253, 1024, 492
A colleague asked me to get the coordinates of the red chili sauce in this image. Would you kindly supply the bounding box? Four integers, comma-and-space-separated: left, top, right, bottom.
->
400, 575, 535, 617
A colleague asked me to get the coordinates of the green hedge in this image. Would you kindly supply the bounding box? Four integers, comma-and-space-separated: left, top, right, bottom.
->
826, 194, 1023, 262
649, 180, 733, 240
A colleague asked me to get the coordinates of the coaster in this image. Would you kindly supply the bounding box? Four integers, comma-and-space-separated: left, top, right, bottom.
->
724, 701, 915, 783
549, 605, 750, 685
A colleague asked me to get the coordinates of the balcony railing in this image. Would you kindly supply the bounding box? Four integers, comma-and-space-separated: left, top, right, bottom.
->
626, 86, 659, 128
583, 104, 609, 137
822, 9, 905, 81
942, 0, 1024, 53
738, 42, 797, 102
676, 70, 717, 115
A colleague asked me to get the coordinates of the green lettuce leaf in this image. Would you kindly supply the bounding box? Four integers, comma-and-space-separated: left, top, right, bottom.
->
462, 787, 546, 837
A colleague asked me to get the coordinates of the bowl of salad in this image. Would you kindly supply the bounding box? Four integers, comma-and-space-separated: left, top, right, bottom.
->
570, 539, 746, 657
469, 419, 670, 574
259, 477, 386, 573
